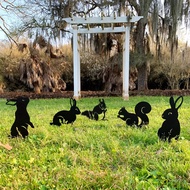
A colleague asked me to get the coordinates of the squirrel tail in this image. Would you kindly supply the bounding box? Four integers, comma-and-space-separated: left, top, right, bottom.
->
135, 101, 151, 127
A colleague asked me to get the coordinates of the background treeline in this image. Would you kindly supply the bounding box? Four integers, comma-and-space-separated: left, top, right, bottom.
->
0, 0, 190, 93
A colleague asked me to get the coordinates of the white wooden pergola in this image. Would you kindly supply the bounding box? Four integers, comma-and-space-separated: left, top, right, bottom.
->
63, 13, 143, 100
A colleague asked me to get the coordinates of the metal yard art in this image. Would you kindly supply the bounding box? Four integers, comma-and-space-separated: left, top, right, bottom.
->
81, 99, 107, 120
4, 95, 185, 144
118, 101, 152, 128
6, 96, 34, 138
158, 96, 183, 142
50, 98, 81, 126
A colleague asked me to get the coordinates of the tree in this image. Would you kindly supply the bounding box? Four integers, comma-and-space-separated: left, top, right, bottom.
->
0, 1, 67, 93
17, 1, 122, 40
0, 0, 26, 45
127, 0, 190, 90
127, 0, 153, 90
5, 0, 190, 92
25, 1, 190, 90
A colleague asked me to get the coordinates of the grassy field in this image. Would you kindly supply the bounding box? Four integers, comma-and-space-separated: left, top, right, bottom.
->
0, 96, 189, 190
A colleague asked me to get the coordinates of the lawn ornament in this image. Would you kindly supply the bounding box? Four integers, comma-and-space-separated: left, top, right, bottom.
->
158, 96, 183, 142
81, 110, 94, 120
81, 99, 107, 120
6, 96, 34, 138
118, 101, 151, 127
50, 98, 81, 126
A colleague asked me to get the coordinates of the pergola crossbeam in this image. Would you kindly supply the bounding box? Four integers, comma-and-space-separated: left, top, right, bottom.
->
63, 16, 143, 24
68, 26, 129, 34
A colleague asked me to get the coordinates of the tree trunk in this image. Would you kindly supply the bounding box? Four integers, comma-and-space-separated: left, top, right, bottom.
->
135, 21, 148, 91
137, 63, 148, 90
128, 0, 153, 91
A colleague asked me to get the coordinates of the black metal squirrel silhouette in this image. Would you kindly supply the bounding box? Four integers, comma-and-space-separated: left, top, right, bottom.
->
81, 110, 95, 120
6, 96, 34, 138
118, 101, 151, 127
81, 99, 107, 120
158, 96, 183, 142
50, 98, 81, 126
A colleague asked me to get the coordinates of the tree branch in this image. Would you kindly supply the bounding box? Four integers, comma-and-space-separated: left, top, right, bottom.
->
0, 16, 18, 46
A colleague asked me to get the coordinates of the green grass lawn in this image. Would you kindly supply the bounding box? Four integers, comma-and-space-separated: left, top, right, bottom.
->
0, 96, 189, 190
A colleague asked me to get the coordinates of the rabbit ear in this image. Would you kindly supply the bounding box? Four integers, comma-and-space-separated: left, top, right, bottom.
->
169, 96, 175, 109
73, 99, 76, 106
70, 98, 73, 106
174, 96, 183, 110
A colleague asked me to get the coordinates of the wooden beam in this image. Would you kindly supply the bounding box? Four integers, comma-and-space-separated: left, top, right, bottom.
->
72, 25, 81, 100
123, 26, 130, 100
68, 26, 128, 34
63, 16, 143, 24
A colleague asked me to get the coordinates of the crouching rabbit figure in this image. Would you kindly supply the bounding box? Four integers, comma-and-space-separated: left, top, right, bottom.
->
50, 98, 81, 126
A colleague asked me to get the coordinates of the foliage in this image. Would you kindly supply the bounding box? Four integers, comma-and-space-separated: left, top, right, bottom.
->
0, 0, 27, 45
1, 39, 190, 91
0, 42, 68, 92
0, 96, 190, 189
149, 43, 190, 90
0, 42, 27, 91
19, 0, 124, 39
2, 0, 190, 92
127, 0, 190, 90
80, 52, 108, 90
0, 42, 108, 91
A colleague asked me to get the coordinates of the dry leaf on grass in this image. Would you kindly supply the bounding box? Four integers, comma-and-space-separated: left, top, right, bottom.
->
0, 142, 12, 150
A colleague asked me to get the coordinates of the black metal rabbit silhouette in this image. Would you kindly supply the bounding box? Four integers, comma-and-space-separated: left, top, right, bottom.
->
6, 96, 34, 138
118, 101, 151, 127
81, 99, 107, 120
50, 98, 81, 126
158, 96, 183, 142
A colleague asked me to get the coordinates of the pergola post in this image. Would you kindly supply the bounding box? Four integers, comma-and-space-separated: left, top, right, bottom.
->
123, 25, 130, 100
72, 25, 81, 99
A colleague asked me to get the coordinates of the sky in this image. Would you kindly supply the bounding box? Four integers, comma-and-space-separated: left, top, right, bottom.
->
1, 1, 190, 46
0, 4, 18, 40
177, 20, 190, 46
0, 0, 29, 41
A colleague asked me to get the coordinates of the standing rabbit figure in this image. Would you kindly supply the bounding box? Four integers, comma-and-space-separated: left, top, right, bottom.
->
158, 96, 183, 142
50, 98, 81, 126
6, 96, 34, 138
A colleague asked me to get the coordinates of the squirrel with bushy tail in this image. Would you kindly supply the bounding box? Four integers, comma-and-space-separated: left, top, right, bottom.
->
118, 101, 151, 128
